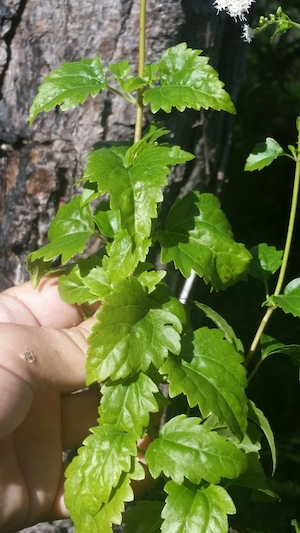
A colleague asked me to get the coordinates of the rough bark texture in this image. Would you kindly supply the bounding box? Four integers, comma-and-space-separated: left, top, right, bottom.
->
0, 0, 246, 531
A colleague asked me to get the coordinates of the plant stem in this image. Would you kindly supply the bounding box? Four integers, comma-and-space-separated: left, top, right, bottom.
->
134, 0, 146, 144
245, 122, 300, 368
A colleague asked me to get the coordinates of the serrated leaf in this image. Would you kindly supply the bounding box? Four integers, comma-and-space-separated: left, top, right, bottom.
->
99, 373, 159, 437
260, 334, 300, 362
58, 264, 99, 305
248, 243, 283, 282
143, 43, 235, 114
29, 56, 107, 124
64, 425, 139, 514
268, 278, 300, 317
248, 400, 276, 474
67, 459, 144, 533
137, 269, 167, 294
161, 481, 236, 533
146, 415, 246, 485
106, 230, 150, 282
28, 197, 95, 264
83, 139, 193, 249
86, 276, 182, 383
194, 302, 244, 354
160, 190, 251, 291
160, 328, 248, 439
123, 501, 163, 533
244, 138, 284, 171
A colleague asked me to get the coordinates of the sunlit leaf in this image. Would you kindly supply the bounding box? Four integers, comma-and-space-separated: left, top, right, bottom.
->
28, 197, 95, 264
99, 372, 159, 437
248, 243, 283, 282
160, 328, 248, 439
146, 415, 247, 484
268, 278, 300, 317
244, 138, 284, 171
86, 277, 182, 383
143, 43, 235, 114
29, 56, 107, 124
160, 190, 251, 291
161, 481, 236, 533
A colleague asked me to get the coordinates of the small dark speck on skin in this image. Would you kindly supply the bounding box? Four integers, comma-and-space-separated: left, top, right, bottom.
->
19, 348, 35, 363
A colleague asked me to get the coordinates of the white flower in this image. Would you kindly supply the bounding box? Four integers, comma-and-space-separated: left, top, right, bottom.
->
213, 0, 255, 20
242, 24, 254, 43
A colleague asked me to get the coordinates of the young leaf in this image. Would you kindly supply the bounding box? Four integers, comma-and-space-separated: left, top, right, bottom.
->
248, 243, 283, 282
160, 190, 251, 291
58, 264, 99, 305
194, 302, 244, 354
99, 372, 159, 437
160, 328, 248, 439
64, 425, 140, 514
143, 43, 235, 114
248, 400, 276, 474
244, 138, 284, 171
28, 197, 95, 264
86, 277, 182, 384
29, 56, 107, 124
123, 501, 163, 533
26, 256, 54, 289
66, 460, 144, 533
161, 481, 236, 533
145, 415, 247, 485
105, 230, 150, 282
83, 139, 193, 249
268, 278, 300, 317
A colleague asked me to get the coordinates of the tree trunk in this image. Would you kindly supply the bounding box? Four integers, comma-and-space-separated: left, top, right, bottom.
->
0, 0, 246, 530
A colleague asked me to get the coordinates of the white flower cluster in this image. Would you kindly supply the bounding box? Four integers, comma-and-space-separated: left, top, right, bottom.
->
213, 0, 255, 20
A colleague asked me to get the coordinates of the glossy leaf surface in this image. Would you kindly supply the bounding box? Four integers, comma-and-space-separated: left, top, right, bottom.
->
144, 43, 235, 114
160, 191, 251, 291
161, 328, 248, 439
161, 481, 236, 533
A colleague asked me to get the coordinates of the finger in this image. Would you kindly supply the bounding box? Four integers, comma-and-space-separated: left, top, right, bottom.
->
61, 388, 100, 450
0, 318, 95, 438
0, 276, 84, 328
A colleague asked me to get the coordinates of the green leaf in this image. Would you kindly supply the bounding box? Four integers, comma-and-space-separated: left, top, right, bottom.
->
143, 43, 235, 114
26, 256, 53, 288
58, 264, 99, 305
244, 138, 284, 171
28, 197, 95, 264
268, 278, 300, 317
145, 415, 247, 485
83, 138, 193, 249
99, 373, 159, 437
105, 230, 150, 282
160, 328, 248, 439
161, 481, 236, 533
67, 461, 144, 533
292, 519, 300, 533
29, 56, 107, 124
248, 243, 283, 282
137, 269, 167, 294
65, 425, 140, 512
260, 334, 300, 361
194, 302, 244, 354
229, 453, 279, 500
86, 276, 182, 383
123, 501, 163, 533
160, 190, 251, 291
108, 60, 147, 92
93, 202, 121, 238
248, 400, 276, 474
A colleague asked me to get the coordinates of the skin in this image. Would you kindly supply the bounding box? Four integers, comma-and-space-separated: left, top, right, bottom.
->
0, 277, 153, 533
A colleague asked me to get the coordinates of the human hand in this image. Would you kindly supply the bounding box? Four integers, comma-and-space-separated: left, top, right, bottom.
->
0, 276, 99, 533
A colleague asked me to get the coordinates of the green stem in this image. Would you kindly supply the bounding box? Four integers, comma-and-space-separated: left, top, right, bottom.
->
134, 0, 146, 144
245, 122, 300, 369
